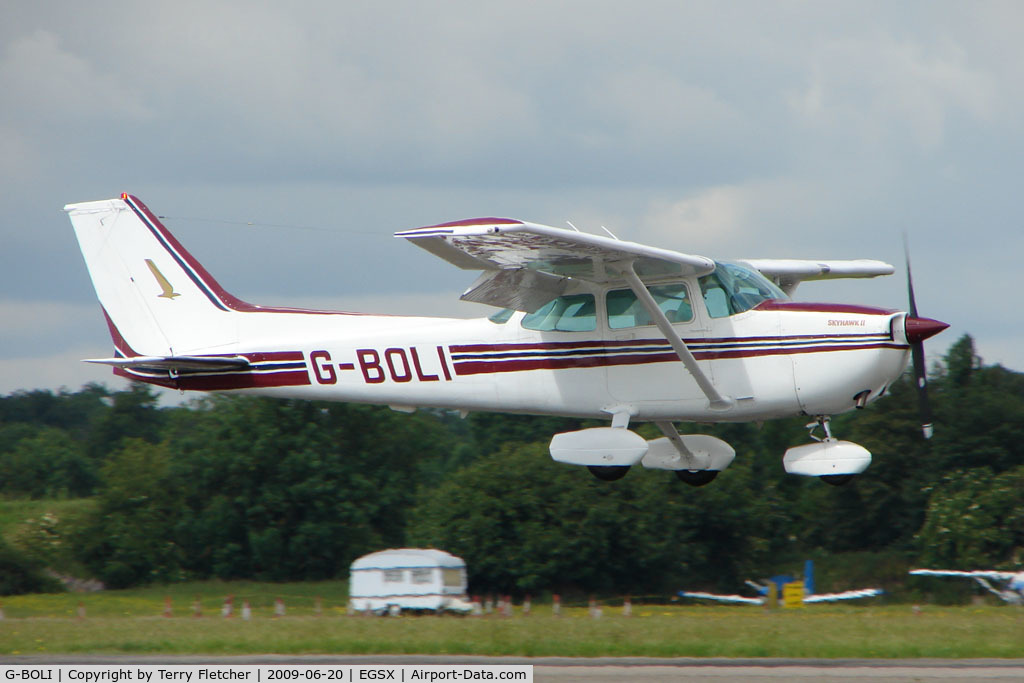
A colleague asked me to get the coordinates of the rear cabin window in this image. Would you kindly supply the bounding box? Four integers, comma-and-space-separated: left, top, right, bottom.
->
606, 283, 693, 329
521, 293, 596, 332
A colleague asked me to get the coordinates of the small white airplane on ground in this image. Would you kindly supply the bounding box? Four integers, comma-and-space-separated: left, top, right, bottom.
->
681, 560, 883, 605
910, 569, 1024, 605
65, 194, 948, 485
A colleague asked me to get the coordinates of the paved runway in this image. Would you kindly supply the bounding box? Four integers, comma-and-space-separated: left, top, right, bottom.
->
4, 655, 1024, 682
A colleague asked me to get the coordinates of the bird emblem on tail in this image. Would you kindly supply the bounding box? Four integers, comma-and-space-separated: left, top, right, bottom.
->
145, 259, 180, 299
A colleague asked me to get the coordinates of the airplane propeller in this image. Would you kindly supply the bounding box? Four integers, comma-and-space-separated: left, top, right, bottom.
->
903, 241, 949, 439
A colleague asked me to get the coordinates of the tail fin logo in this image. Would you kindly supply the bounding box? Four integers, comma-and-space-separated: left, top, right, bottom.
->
145, 259, 181, 299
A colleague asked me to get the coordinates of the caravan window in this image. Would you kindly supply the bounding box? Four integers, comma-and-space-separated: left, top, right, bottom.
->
383, 569, 404, 583
411, 568, 433, 584
442, 568, 464, 587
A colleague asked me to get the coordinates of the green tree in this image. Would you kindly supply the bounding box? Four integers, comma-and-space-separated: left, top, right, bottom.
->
0, 536, 63, 595
85, 383, 164, 461
916, 466, 1024, 569
0, 427, 96, 498
409, 442, 779, 596
73, 439, 184, 587
158, 397, 460, 581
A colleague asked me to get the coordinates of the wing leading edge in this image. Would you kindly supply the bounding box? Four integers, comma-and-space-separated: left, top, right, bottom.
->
738, 259, 895, 296
397, 219, 893, 308
680, 588, 882, 605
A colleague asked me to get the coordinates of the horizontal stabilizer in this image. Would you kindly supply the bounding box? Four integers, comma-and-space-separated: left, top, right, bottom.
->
85, 355, 251, 374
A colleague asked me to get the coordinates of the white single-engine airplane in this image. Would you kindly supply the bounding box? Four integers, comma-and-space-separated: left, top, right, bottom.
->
681, 560, 883, 605
65, 194, 948, 485
910, 569, 1024, 605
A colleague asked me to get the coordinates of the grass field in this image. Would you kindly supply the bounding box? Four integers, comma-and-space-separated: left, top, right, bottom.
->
1, 585, 1022, 658
2, 502, 1019, 659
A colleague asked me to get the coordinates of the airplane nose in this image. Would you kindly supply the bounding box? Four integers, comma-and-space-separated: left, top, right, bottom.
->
905, 316, 949, 344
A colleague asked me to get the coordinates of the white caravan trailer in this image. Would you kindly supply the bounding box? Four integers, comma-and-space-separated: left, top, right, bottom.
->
349, 548, 472, 614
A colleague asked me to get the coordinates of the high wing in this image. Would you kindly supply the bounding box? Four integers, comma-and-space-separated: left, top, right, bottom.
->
678, 591, 764, 605
396, 219, 715, 312
909, 569, 1019, 581
681, 588, 881, 605
803, 588, 884, 603
737, 259, 895, 296
398, 218, 733, 409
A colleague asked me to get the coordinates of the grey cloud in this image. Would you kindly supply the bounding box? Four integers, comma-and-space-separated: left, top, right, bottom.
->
2, 0, 1023, 395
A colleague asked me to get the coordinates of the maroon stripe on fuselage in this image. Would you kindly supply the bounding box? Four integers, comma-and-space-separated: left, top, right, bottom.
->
694, 342, 907, 361
450, 339, 667, 353
451, 331, 892, 355
450, 342, 909, 376
754, 300, 897, 315
452, 352, 681, 375
133, 370, 311, 391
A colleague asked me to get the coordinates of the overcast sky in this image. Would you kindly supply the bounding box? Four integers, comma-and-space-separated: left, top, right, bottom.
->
2, 1, 1020, 401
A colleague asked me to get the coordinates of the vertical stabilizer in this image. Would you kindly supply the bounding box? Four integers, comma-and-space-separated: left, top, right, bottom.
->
65, 194, 239, 358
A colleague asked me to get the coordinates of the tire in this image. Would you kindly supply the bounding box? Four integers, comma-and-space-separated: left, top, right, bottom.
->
675, 469, 718, 487
587, 465, 631, 481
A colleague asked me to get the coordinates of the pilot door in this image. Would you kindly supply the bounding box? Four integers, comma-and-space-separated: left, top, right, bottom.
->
603, 279, 758, 406
604, 280, 712, 404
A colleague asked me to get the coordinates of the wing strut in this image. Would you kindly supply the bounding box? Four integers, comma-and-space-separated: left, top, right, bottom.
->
620, 261, 734, 411
654, 421, 699, 469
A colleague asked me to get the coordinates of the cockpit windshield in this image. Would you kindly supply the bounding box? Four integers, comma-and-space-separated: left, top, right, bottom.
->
699, 262, 787, 318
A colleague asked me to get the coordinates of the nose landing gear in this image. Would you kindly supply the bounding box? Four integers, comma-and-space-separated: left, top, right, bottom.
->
783, 416, 871, 485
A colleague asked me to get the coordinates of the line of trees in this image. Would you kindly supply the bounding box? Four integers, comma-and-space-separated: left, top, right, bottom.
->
1, 334, 1022, 598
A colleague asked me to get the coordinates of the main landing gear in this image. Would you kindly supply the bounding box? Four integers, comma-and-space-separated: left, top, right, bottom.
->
550, 414, 734, 485
587, 465, 631, 481
675, 469, 719, 487
558, 413, 872, 487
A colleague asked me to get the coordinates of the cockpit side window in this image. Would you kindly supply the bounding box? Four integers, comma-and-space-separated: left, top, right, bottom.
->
521, 293, 596, 332
606, 283, 693, 329
699, 262, 786, 318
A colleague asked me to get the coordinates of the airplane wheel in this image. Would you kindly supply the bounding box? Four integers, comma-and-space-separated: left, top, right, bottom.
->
676, 470, 718, 486
821, 474, 854, 486
587, 465, 631, 481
